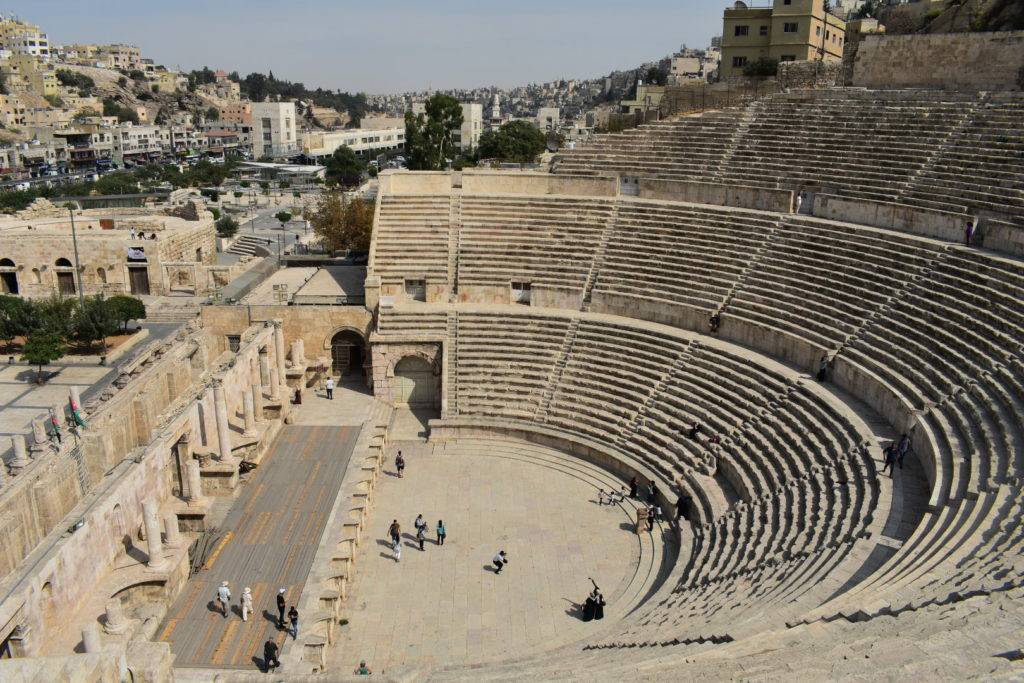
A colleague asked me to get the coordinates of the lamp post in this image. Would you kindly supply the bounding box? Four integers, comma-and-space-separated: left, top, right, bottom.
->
68, 207, 85, 308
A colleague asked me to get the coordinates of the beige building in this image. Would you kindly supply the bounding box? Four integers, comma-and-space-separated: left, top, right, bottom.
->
218, 101, 252, 125
720, 0, 846, 78
1, 54, 59, 98
149, 69, 184, 93
302, 125, 405, 160
0, 17, 50, 60
456, 102, 483, 153
252, 101, 298, 159
536, 106, 560, 132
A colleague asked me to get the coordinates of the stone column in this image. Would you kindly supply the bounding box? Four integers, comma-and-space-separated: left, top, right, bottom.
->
163, 512, 183, 549
273, 322, 286, 382
50, 404, 64, 429
81, 623, 102, 653
259, 350, 271, 386
269, 366, 281, 401
143, 500, 168, 571
103, 599, 129, 635
185, 459, 204, 502
242, 392, 256, 437
251, 383, 264, 422
212, 382, 233, 462
290, 341, 303, 368
296, 339, 306, 365
30, 417, 49, 457
9, 435, 30, 474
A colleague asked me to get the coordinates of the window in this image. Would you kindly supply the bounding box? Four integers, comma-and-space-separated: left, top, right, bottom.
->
784, 22, 798, 33
732, 56, 748, 67
734, 25, 749, 36
783, 0, 792, 4
263, 132, 272, 142
825, 30, 831, 39
261, 117, 271, 129
780, 55, 797, 62
759, 25, 769, 36
816, 26, 822, 36
227, 335, 241, 353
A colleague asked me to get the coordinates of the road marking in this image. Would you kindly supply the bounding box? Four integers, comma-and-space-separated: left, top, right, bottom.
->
203, 531, 234, 570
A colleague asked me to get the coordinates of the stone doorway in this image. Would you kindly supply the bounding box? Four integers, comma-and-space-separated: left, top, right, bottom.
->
330, 330, 365, 380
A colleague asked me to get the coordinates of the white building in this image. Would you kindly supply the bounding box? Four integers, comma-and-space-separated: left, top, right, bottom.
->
251, 101, 298, 159
455, 102, 483, 153
302, 126, 405, 160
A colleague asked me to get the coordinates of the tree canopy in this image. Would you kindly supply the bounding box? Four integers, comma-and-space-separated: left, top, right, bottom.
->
324, 146, 365, 187
308, 192, 373, 253
478, 120, 547, 164
405, 94, 464, 170
106, 295, 147, 332
21, 332, 65, 383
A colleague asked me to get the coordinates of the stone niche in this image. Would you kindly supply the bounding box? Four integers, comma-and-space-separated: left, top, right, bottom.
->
370, 341, 442, 407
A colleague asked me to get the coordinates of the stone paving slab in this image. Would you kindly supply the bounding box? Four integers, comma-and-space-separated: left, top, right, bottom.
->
158, 425, 358, 669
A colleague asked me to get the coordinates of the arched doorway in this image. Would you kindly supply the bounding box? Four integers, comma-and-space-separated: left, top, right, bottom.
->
0, 258, 18, 294
54, 258, 75, 295
330, 330, 365, 380
394, 356, 438, 406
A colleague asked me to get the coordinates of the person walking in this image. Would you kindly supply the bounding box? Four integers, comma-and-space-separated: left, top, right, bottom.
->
263, 639, 280, 673
325, 376, 334, 400
648, 481, 660, 505
216, 581, 231, 618
395, 451, 406, 477
492, 550, 509, 574
288, 606, 299, 640
393, 537, 402, 562
795, 192, 804, 215
276, 588, 287, 628
414, 514, 425, 534
964, 221, 975, 247
417, 524, 426, 551
896, 433, 911, 469
437, 519, 446, 546
241, 586, 253, 622
881, 442, 897, 476
676, 493, 692, 522
388, 520, 401, 545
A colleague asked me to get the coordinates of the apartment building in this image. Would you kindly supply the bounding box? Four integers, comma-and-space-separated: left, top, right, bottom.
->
217, 101, 252, 125
720, 0, 846, 78
150, 70, 185, 93
0, 17, 50, 60
251, 101, 298, 159
1, 54, 59, 97
455, 102, 483, 153
53, 126, 114, 170
101, 44, 141, 70
113, 123, 165, 166
536, 106, 560, 132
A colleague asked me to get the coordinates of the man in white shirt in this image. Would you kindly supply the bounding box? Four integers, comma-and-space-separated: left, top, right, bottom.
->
492, 550, 508, 574
325, 377, 334, 399
217, 581, 231, 618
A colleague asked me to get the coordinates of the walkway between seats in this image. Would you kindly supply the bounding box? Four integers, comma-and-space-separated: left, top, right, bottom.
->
158, 425, 358, 669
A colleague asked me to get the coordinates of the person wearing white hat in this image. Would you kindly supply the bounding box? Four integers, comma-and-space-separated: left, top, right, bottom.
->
241, 586, 253, 622
217, 581, 231, 618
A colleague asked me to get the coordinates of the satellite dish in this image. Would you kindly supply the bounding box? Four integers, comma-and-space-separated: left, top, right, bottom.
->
546, 132, 561, 153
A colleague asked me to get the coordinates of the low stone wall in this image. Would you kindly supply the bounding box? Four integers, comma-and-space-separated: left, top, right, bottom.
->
777, 60, 842, 90
851, 31, 1024, 91
637, 178, 793, 213
378, 171, 451, 195
813, 194, 976, 246
461, 170, 618, 197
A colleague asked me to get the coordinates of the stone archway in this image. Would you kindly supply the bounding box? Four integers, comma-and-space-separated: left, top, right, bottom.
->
329, 329, 366, 380
394, 356, 439, 407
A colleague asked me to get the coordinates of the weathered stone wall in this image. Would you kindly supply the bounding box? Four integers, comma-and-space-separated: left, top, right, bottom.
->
851, 31, 1024, 90
777, 60, 842, 90
369, 340, 443, 408
637, 178, 794, 213
813, 194, 977, 247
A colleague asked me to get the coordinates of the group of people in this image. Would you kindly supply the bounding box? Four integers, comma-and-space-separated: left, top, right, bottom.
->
882, 433, 912, 475
581, 579, 606, 622
127, 228, 158, 240
213, 582, 299, 673
387, 514, 447, 561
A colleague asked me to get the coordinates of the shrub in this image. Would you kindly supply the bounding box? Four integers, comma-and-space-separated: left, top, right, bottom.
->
216, 215, 239, 238
210, 207, 221, 220
743, 57, 779, 78
106, 295, 147, 332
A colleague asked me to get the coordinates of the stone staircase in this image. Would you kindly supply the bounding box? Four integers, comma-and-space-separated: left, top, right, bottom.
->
225, 234, 271, 257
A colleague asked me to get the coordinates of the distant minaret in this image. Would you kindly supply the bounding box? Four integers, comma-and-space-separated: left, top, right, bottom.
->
490, 93, 501, 125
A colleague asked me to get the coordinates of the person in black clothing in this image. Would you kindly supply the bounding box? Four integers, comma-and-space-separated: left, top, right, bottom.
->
676, 493, 692, 522
263, 639, 280, 672
276, 589, 287, 628
648, 481, 660, 505
881, 442, 897, 476
288, 606, 299, 640
628, 476, 638, 499
688, 423, 702, 440
816, 354, 830, 382
709, 312, 721, 333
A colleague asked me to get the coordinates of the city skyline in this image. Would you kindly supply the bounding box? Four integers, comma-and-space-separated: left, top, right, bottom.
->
14, 0, 721, 93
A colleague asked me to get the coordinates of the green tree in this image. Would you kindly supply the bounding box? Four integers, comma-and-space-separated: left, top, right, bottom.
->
478, 120, 547, 164
33, 294, 76, 339
106, 295, 147, 332
44, 94, 65, 108
102, 98, 139, 124
93, 172, 139, 195
205, 106, 219, 120
216, 215, 239, 238
275, 210, 292, 227
404, 94, 464, 170
324, 146, 365, 187
21, 332, 65, 384
743, 57, 779, 78
309, 192, 373, 252
644, 66, 668, 86
0, 295, 33, 347
74, 296, 119, 354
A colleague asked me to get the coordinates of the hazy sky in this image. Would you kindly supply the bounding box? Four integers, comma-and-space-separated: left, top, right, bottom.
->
16, 1, 722, 93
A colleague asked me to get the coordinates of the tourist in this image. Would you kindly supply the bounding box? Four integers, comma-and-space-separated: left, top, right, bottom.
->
676, 493, 692, 522
417, 524, 426, 551
388, 519, 401, 545
708, 433, 721, 447
395, 451, 405, 477
896, 433, 911, 469
288, 605, 299, 639
795, 192, 804, 214
414, 514, 426, 534
593, 590, 606, 620
129, 227, 137, 240
241, 586, 253, 622
393, 537, 402, 562
629, 476, 639, 498
325, 376, 334, 400
263, 639, 280, 673
294, 387, 302, 405
688, 423, 702, 439
216, 581, 231, 618
881, 442, 897, 476
965, 221, 975, 247
276, 588, 287, 628
597, 488, 611, 505
648, 480, 660, 505
492, 550, 509, 574
647, 505, 657, 531
709, 312, 721, 333
149, 232, 157, 240
816, 354, 830, 382
437, 519, 446, 545
583, 592, 597, 621
356, 660, 372, 675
